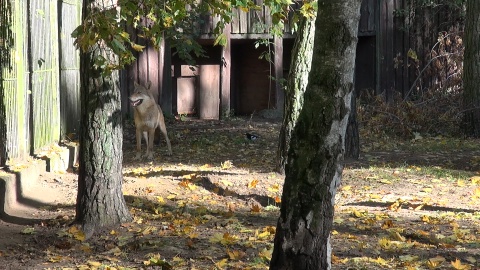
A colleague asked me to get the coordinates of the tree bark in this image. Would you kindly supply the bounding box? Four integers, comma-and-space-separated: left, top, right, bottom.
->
276, 17, 315, 174
270, 1, 361, 269
463, 0, 480, 137
75, 0, 132, 237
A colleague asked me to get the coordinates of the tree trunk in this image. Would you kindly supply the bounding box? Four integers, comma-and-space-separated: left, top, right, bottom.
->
463, 0, 480, 137
276, 17, 315, 174
270, 1, 361, 269
75, 0, 132, 237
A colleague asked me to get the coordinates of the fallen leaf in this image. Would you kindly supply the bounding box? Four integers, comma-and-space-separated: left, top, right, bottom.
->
451, 258, 470, 270
248, 179, 259, 189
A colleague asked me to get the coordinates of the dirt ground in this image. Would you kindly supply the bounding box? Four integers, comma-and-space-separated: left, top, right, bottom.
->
0, 117, 479, 269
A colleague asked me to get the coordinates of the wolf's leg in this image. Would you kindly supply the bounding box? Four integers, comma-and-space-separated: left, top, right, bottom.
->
146, 129, 155, 159
135, 129, 143, 160
158, 123, 172, 156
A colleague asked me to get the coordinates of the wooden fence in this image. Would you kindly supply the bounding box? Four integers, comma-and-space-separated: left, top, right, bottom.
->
0, 0, 81, 165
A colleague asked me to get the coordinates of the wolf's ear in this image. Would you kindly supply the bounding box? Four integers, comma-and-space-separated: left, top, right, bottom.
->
146, 81, 152, 89
134, 81, 139, 88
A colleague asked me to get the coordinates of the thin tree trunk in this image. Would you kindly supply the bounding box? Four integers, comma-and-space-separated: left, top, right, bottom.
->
75, 0, 132, 238
276, 17, 315, 174
463, 0, 480, 137
270, 1, 361, 269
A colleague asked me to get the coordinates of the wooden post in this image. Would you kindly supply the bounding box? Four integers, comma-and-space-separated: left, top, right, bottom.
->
220, 24, 232, 119
161, 39, 173, 115
273, 35, 284, 114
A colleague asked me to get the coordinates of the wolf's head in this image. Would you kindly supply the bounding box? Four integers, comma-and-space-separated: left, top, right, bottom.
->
129, 81, 152, 107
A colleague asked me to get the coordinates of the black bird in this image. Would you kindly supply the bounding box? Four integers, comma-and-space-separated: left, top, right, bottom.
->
245, 132, 260, 141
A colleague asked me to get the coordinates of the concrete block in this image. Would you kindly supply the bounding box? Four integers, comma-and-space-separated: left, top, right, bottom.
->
9, 159, 46, 197
0, 170, 17, 217
63, 142, 79, 169
36, 145, 70, 172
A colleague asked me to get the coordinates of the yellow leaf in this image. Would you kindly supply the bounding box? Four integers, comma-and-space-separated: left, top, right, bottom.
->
331, 253, 348, 264
457, 180, 466, 187
352, 210, 366, 218
88, 261, 102, 267
426, 256, 445, 269
68, 226, 85, 241
372, 256, 389, 266
48, 255, 64, 262
215, 258, 228, 269
422, 187, 433, 193
378, 238, 393, 250
381, 220, 394, 229
257, 230, 271, 239
200, 164, 211, 169
131, 43, 145, 52
221, 160, 233, 169
227, 249, 245, 260
390, 231, 406, 242
470, 176, 480, 184
258, 247, 272, 260
268, 184, 280, 193
167, 194, 176, 200
221, 179, 234, 187
451, 258, 470, 270
369, 194, 382, 199
248, 179, 259, 189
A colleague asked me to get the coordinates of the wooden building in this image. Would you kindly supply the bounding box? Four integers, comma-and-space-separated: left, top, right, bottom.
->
1, 0, 464, 163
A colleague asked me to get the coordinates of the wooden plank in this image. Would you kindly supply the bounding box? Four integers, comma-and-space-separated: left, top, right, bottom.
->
393, 0, 404, 96
30, 0, 61, 152
220, 25, 231, 118
198, 65, 220, 120
161, 39, 173, 115
273, 36, 283, 112
146, 47, 159, 102
59, 0, 81, 137
239, 10, 248, 33
231, 9, 240, 34
177, 77, 197, 115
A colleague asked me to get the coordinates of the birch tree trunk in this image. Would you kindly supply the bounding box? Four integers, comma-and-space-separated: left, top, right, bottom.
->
276, 17, 315, 174
463, 0, 480, 137
270, 0, 361, 269
75, 0, 132, 237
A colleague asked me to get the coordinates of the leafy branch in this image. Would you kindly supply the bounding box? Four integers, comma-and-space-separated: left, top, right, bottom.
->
72, 0, 296, 75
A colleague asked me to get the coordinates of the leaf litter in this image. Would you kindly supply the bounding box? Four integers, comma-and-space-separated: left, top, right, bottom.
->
0, 116, 479, 269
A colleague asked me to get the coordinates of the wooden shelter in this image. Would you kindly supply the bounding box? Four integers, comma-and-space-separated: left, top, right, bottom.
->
0, 0, 465, 163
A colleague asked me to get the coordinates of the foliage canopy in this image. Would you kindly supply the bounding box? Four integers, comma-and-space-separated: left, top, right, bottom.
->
72, 0, 318, 75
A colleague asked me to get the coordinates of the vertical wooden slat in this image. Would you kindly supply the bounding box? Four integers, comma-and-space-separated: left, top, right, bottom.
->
198, 65, 219, 120
59, 0, 82, 137
30, 0, 60, 153
0, 0, 29, 162
220, 24, 231, 118
273, 36, 283, 112
161, 39, 173, 115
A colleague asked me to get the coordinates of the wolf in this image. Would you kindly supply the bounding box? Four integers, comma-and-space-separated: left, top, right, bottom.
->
129, 81, 172, 160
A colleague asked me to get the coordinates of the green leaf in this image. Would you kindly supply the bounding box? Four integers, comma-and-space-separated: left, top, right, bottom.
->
214, 33, 228, 46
